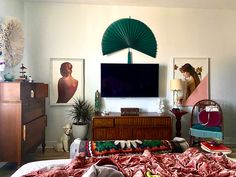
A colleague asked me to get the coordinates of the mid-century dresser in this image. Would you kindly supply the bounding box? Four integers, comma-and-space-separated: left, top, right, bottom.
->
0, 82, 48, 165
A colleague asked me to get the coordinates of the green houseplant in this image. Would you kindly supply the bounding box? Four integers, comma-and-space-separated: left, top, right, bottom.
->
69, 98, 94, 139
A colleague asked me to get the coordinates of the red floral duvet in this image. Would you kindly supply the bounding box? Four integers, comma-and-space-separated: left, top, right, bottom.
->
24, 148, 236, 177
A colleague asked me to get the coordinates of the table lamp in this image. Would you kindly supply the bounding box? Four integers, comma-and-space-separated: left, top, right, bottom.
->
170, 79, 183, 108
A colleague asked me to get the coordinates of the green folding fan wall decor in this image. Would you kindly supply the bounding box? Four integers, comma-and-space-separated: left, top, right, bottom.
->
101, 17, 157, 63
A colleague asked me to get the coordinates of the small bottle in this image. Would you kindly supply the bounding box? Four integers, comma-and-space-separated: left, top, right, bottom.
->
28, 76, 33, 83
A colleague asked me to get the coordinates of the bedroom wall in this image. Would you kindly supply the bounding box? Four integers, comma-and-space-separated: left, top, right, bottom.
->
22, 2, 236, 146
0, 0, 24, 19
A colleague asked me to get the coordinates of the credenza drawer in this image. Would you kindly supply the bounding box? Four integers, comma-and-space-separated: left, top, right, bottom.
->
93, 118, 114, 128
133, 127, 171, 140
115, 117, 171, 127
93, 128, 132, 140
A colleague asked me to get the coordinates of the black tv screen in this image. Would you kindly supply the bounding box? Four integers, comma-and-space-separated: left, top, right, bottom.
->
101, 63, 159, 97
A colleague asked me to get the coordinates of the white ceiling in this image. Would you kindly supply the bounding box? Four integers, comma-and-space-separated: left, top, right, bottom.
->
24, 0, 236, 10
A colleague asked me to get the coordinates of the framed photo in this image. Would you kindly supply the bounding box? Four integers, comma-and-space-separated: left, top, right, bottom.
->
50, 58, 84, 105
173, 57, 210, 106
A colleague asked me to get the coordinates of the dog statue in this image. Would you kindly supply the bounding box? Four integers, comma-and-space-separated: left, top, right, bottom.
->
54, 123, 72, 152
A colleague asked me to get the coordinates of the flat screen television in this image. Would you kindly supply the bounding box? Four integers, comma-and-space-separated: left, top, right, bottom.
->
101, 63, 159, 97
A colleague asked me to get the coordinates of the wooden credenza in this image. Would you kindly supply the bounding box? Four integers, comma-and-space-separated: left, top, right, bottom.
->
93, 112, 172, 140
0, 82, 48, 165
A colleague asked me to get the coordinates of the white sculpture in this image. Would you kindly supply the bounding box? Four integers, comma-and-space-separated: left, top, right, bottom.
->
157, 98, 165, 113
1, 17, 24, 68
54, 123, 72, 152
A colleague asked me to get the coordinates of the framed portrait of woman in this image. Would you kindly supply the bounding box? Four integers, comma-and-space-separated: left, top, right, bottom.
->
173, 57, 210, 106
50, 58, 84, 106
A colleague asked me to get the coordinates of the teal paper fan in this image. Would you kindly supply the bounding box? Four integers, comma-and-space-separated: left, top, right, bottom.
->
102, 17, 157, 63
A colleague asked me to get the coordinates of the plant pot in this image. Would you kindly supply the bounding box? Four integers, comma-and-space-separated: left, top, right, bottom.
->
72, 124, 89, 140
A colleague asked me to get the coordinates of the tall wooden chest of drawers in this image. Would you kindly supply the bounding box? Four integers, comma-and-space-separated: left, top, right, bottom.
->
93, 112, 172, 140
0, 82, 48, 165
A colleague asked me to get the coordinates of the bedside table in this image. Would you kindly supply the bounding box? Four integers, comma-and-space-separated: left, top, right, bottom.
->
170, 109, 188, 137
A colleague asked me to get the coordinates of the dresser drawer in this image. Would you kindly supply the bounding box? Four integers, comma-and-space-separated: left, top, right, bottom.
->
35, 83, 48, 98
21, 83, 48, 100
22, 98, 45, 124
0, 82, 21, 101
23, 116, 46, 153
0, 82, 48, 101
0, 102, 21, 162
93, 118, 114, 127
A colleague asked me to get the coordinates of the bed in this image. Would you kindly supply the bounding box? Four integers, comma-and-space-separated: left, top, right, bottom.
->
12, 139, 236, 177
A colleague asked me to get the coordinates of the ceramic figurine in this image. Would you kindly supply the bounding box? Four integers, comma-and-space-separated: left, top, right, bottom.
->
157, 98, 165, 114
20, 63, 27, 79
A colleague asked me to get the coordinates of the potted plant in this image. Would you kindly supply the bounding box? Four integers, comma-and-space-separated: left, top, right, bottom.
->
69, 98, 94, 139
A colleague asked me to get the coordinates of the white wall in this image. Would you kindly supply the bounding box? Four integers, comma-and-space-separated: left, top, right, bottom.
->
0, 0, 24, 19
23, 2, 236, 146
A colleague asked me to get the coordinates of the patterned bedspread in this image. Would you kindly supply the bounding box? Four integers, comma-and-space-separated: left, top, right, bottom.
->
24, 148, 236, 177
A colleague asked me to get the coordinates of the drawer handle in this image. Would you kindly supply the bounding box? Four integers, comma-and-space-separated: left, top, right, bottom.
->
23, 125, 26, 141
30, 90, 34, 98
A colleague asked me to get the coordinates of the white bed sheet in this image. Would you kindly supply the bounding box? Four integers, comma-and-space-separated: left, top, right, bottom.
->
11, 159, 71, 177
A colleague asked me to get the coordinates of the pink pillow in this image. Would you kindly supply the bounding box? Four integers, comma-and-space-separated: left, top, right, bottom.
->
199, 110, 221, 126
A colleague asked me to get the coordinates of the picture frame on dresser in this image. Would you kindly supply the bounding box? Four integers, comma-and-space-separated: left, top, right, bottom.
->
173, 57, 210, 106
50, 58, 85, 105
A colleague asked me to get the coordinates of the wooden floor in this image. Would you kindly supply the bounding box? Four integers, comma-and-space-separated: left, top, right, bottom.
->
0, 148, 69, 177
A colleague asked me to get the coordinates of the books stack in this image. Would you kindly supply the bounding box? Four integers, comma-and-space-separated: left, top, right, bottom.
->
201, 141, 232, 154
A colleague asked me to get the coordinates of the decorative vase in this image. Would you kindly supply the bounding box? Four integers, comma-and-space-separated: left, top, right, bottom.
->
4, 73, 14, 81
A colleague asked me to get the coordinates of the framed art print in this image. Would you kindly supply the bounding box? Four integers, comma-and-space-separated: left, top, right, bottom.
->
50, 58, 84, 105
173, 57, 210, 106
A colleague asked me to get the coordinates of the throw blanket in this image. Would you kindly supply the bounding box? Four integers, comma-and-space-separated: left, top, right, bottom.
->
24, 148, 236, 177
84, 140, 174, 157
70, 139, 187, 159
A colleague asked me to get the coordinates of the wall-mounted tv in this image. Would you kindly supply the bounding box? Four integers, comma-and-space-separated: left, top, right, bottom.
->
101, 63, 159, 97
